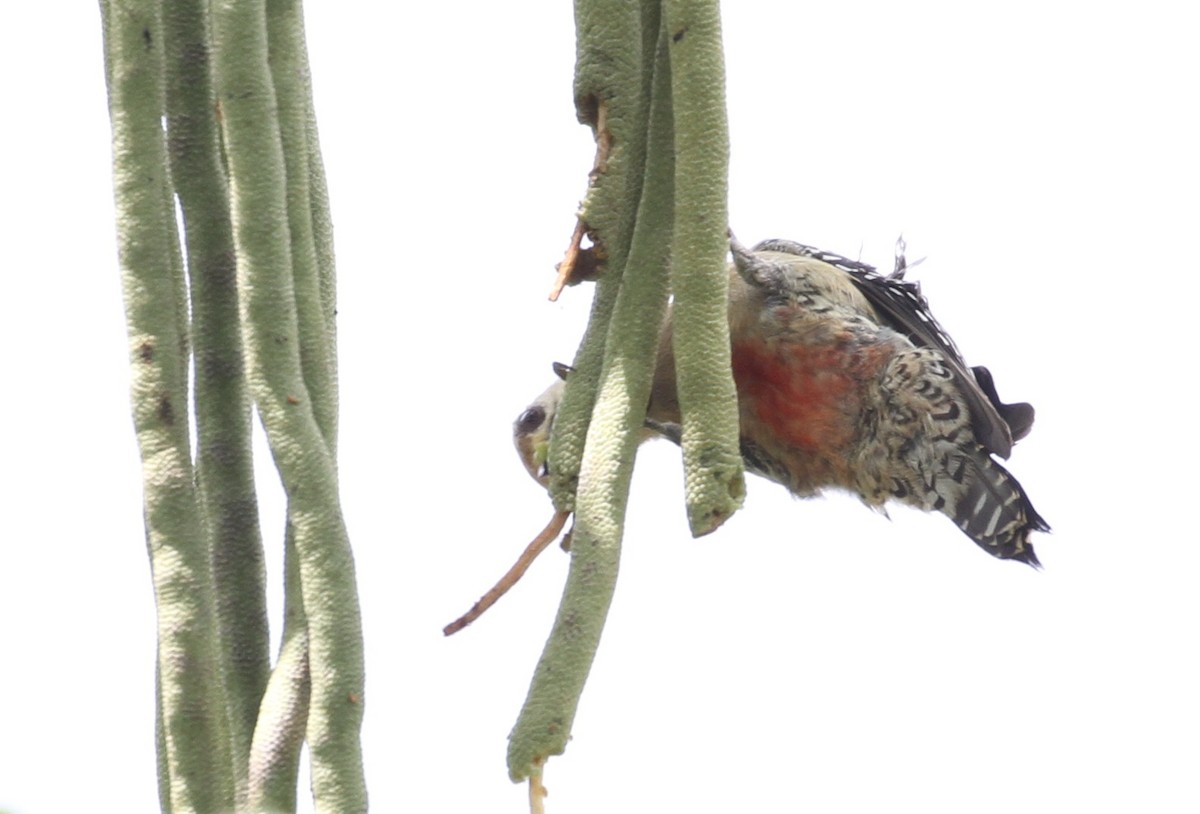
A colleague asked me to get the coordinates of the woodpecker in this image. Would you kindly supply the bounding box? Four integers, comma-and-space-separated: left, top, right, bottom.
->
513, 364, 568, 489
515, 238, 1048, 565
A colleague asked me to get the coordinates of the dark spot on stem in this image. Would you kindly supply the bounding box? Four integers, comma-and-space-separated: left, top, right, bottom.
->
139, 342, 154, 362
143, 28, 152, 49
672, 27, 687, 43
568, 246, 603, 284
576, 93, 599, 127
158, 394, 174, 425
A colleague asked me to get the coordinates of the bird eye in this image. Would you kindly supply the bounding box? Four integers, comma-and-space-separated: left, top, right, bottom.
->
516, 406, 546, 434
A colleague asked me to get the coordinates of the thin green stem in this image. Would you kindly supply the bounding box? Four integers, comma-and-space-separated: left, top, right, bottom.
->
154, 662, 170, 813
211, 0, 366, 808
307, 117, 340, 367
162, 0, 270, 796
305, 74, 339, 393
546, 0, 662, 512
663, 0, 744, 536
508, 9, 675, 783
266, 0, 338, 449
100, 0, 235, 809
249, 524, 311, 814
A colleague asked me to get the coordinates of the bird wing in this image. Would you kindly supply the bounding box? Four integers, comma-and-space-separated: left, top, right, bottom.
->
751, 239, 1029, 459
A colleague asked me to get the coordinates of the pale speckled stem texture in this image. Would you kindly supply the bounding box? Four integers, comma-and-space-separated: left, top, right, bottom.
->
99, 0, 364, 810
508, 0, 742, 785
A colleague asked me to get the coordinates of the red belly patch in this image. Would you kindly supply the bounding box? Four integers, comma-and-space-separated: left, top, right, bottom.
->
731, 338, 880, 455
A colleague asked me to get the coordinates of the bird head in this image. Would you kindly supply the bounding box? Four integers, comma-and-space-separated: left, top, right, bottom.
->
512, 364, 569, 487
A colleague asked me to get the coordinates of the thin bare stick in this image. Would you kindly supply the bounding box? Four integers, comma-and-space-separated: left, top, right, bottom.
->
548, 102, 611, 302
529, 767, 548, 814
443, 511, 571, 636
549, 218, 588, 302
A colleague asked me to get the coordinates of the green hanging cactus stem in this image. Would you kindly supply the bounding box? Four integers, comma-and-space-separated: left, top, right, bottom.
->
100, 0, 365, 809
506, 0, 742, 794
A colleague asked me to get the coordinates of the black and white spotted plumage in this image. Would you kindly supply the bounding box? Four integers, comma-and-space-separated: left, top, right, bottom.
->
752, 238, 1033, 459
730, 238, 1048, 564
516, 237, 1049, 566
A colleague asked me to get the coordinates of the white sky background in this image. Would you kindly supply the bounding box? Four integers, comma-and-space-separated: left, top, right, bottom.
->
3, 2, 1198, 812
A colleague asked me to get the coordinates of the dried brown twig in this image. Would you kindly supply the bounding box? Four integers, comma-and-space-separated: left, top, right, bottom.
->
548, 219, 589, 302
443, 511, 572, 636
529, 765, 548, 814
548, 102, 612, 302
